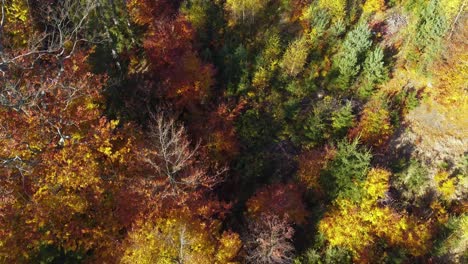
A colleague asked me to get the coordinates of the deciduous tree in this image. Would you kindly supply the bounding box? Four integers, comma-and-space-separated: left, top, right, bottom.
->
244, 213, 295, 264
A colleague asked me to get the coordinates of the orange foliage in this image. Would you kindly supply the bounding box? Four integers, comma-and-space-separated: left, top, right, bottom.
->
349, 99, 393, 149
204, 100, 246, 162
0, 53, 139, 261
246, 183, 307, 225
297, 147, 335, 194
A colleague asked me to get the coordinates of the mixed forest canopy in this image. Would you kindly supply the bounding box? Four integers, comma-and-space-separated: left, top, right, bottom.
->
0, 0, 467, 263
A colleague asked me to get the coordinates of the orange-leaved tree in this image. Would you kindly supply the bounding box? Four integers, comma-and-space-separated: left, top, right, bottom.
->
0, 52, 137, 261
126, 0, 214, 111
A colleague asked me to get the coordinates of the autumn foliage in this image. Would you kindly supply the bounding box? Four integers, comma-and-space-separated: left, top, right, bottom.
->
1, 0, 466, 263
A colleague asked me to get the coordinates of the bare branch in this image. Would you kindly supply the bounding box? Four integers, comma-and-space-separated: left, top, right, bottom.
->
0, 0, 109, 71
244, 214, 295, 264
141, 113, 222, 199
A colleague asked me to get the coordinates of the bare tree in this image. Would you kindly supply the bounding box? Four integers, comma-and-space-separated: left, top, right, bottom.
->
0, 0, 107, 75
141, 113, 222, 199
244, 214, 295, 264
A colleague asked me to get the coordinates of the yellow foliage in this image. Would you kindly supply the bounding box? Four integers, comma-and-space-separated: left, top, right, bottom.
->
352, 98, 393, 148
440, 0, 465, 22
216, 232, 242, 264
252, 66, 269, 90
318, 0, 346, 21
281, 36, 310, 76
430, 201, 449, 224
362, 0, 386, 14
363, 168, 390, 201
435, 171, 458, 201
225, 0, 268, 24
121, 211, 241, 264
4, 0, 31, 46
319, 168, 431, 259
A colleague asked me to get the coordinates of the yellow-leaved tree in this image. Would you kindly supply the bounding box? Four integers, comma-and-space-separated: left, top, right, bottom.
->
225, 0, 269, 24
318, 0, 346, 21
319, 169, 432, 261
121, 209, 241, 264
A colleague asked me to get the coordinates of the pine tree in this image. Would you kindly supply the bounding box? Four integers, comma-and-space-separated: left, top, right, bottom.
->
359, 46, 388, 97
334, 23, 372, 89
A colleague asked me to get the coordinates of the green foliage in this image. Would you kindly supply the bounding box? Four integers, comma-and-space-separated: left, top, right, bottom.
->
329, 19, 347, 37
225, 44, 250, 95
33, 245, 84, 264
252, 31, 283, 89
295, 246, 353, 264
181, 0, 211, 30
308, 8, 332, 38
321, 139, 372, 201
88, 0, 137, 74
333, 22, 372, 89
359, 46, 388, 97
299, 99, 355, 147
303, 106, 328, 145
331, 102, 355, 136
433, 214, 468, 262
393, 159, 432, 206
415, 0, 449, 67
416, 0, 448, 49
236, 109, 279, 149
1, 0, 462, 262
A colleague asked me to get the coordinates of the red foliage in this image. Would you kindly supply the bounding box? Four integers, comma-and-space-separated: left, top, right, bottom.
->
127, 1, 214, 111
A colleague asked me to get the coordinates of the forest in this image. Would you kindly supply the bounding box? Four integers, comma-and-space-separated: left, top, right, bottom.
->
0, 0, 466, 263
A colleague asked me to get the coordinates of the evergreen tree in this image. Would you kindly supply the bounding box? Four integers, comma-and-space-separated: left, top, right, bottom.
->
334, 23, 372, 89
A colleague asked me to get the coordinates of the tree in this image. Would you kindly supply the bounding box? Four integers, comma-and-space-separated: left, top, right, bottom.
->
225, 0, 269, 24
433, 214, 468, 263
333, 22, 372, 89
349, 98, 393, 149
362, 0, 386, 15
297, 148, 328, 192
281, 36, 309, 76
0, 0, 106, 74
318, 0, 346, 21
392, 159, 432, 207
331, 102, 355, 137
319, 169, 432, 261
244, 213, 295, 264
321, 139, 372, 201
359, 46, 388, 97
252, 32, 282, 89
245, 183, 307, 225
1, 0, 31, 48
414, 0, 448, 68
126, 0, 214, 110
301, 97, 335, 146
0, 53, 135, 261
121, 209, 242, 264
138, 114, 223, 202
